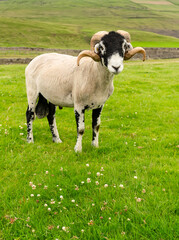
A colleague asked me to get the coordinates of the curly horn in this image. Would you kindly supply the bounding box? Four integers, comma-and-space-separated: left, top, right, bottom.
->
77, 50, 101, 66
90, 31, 108, 50
77, 31, 108, 66
124, 47, 146, 61
117, 30, 146, 61
116, 30, 131, 42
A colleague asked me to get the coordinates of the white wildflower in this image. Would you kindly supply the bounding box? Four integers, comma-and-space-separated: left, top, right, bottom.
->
142, 189, 146, 193
136, 198, 142, 202
50, 199, 55, 204
87, 178, 91, 183
95, 181, 99, 185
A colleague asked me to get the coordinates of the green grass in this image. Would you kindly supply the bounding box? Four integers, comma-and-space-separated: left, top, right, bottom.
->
0, 0, 179, 51
0, 59, 178, 239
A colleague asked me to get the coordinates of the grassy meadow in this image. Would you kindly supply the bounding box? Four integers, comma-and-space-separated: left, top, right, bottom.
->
0, 0, 179, 239
0, 59, 178, 239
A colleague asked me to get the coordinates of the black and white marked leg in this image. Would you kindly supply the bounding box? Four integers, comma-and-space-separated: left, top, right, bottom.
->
26, 105, 35, 143
92, 106, 103, 148
47, 102, 62, 143
74, 107, 85, 152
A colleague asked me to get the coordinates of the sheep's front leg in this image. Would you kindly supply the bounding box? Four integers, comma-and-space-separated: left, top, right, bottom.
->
92, 106, 103, 148
74, 107, 85, 152
26, 105, 35, 143
47, 103, 62, 143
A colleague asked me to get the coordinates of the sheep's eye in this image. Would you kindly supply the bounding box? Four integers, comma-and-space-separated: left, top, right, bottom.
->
100, 43, 106, 55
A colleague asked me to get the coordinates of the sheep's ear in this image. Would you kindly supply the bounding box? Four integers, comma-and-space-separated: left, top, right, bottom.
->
94, 43, 100, 54
123, 39, 133, 52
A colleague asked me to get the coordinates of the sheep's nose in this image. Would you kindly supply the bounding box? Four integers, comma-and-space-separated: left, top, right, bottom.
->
112, 65, 120, 72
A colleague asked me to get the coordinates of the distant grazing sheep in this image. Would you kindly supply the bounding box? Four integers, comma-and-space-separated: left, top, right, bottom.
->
25, 30, 146, 152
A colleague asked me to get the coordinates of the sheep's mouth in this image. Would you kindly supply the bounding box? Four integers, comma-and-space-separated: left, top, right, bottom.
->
108, 67, 123, 75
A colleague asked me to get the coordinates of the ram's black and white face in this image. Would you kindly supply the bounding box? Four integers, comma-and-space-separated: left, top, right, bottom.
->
94, 31, 132, 75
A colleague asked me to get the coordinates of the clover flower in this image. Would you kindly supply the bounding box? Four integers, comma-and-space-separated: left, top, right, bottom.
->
62, 226, 69, 232
50, 199, 55, 204
136, 198, 142, 202
87, 178, 91, 183
142, 189, 146, 193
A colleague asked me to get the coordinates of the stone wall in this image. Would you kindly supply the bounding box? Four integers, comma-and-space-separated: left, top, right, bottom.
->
0, 58, 32, 65
143, 47, 179, 59
0, 47, 179, 64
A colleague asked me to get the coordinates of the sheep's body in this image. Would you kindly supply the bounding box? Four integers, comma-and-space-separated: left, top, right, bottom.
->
26, 53, 114, 109
26, 53, 114, 152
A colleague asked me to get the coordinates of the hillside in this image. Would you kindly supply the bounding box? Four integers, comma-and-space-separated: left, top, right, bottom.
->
0, 0, 179, 49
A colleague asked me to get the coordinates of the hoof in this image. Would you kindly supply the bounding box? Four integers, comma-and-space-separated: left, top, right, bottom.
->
74, 145, 82, 153
27, 138, 34, 143
53, 138, 62, 143
91, 141, 99, 148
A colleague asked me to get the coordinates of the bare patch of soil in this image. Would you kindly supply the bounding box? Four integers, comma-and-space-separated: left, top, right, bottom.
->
132, 0, 173, 5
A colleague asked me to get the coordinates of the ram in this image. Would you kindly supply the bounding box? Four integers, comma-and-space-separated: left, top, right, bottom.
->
25, 30, 146, 152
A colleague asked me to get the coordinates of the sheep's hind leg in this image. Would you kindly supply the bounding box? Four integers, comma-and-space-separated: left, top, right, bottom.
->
47, 102, 62, 143
92, 106, 103, 148
74, 107, 85, 152
26, 105, 35, 143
